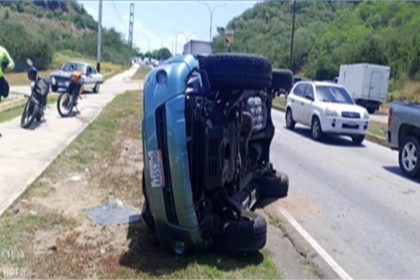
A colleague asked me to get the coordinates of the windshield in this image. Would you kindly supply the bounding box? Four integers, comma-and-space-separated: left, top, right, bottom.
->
316, 86, 354, 105
61, 62, 85, 73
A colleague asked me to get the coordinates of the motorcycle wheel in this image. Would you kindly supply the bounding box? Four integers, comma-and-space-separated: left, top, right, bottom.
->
57, 93, 74, 117
20, 99, 38, 129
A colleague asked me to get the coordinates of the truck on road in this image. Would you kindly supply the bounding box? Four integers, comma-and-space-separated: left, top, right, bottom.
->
338, 64, 390, 114
183, 40, 212, 55
387, 102, 420, 178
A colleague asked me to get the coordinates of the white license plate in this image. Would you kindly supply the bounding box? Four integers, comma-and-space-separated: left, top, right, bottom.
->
148, 150, 165, 188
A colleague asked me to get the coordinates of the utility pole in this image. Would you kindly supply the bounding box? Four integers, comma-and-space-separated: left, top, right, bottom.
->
128, 3, 134, 47
289, 0, 296, 70
96, 0, 103, 72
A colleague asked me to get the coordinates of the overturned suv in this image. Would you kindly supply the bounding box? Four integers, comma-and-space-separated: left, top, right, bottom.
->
142, 54, 289, 254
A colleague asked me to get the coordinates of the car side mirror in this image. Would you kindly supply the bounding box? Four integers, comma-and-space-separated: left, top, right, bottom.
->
306, 95, 314, 101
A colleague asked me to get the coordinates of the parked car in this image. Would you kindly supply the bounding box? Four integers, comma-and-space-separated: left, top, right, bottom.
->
50, 61, 103, 93
286, 81, 370, 144
387, 102, 420, 178
142, 54, 289, 254
338, 64, 390, 114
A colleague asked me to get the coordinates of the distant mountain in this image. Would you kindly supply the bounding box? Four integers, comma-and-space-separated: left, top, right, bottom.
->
0, 0, 135, 71
213, 1, 420, 83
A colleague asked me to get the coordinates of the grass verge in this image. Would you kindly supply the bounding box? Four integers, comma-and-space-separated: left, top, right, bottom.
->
7, 51, 126, 86
0, 95, 58, 124
132, 65, 151, 81
1, 87, 281, 278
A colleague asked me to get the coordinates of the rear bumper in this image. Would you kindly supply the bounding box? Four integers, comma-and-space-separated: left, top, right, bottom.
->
321, 116, 369, 135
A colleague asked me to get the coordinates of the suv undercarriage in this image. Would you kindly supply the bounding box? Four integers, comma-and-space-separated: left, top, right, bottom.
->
142, 54, 291, 254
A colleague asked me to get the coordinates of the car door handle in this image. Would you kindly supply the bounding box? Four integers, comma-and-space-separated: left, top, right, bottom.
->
300, 102, 304, 106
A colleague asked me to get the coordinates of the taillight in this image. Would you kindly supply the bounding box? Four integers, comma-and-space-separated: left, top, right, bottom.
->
388, 107, 393, 129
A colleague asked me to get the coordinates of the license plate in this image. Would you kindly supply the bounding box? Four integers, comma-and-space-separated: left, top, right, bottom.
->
343, 122, 359, 129
148, 150, 165, 188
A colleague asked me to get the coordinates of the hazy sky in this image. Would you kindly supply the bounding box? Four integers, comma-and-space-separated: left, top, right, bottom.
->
78, 1, 258, 54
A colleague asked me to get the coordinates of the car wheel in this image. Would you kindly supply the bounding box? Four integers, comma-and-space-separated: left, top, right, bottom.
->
93, 82, 100, 93
311, 116, 324, 141
399, 136, 420, 178
141, 171, 155, 232
285, 108, 295, 129
271, 69, 293, 93
197, 54, 272, 91
215, 210, 267, 253
352, 135, 365, 145
256, 171, 289, 198
367, 107, 376, 114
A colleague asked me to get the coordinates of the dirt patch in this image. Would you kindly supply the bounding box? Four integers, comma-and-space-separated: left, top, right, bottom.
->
274, 192, 321, 220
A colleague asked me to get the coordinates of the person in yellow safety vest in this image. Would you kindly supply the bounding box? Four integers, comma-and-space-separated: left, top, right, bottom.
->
0, 45, 15, 102
0, 46, 14, 137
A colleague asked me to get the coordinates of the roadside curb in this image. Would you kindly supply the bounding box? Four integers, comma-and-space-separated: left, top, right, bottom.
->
272, 104, 390, 148
0, 97, 26, 113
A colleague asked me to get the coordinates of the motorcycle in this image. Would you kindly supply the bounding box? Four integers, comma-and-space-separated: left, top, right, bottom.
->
56, 71, 83, 117
20, 59, 50, 129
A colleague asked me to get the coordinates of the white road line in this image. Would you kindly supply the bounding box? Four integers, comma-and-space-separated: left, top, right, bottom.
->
278, 207, 353, 280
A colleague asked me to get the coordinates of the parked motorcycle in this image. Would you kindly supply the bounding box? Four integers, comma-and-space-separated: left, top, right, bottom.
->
56, 71, 83, 117
20, 59, 50, 129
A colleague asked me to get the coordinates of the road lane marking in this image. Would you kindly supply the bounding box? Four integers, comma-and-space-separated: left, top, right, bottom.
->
279, 208, 353, 280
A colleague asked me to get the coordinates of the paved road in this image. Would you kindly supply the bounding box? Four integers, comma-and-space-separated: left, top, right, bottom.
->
0, 66, 140, 216
270, 110, 420, 279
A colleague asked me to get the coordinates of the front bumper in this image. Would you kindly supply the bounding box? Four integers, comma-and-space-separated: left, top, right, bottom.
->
321, 116, 369, 135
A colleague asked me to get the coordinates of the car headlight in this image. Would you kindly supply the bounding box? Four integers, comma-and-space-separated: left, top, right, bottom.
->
363, 111, 369, 119
51, 77, 56, 85
325, 108, 338, 117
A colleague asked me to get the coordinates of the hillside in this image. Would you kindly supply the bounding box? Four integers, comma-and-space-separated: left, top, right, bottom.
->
0, 0, 135, 71
213, 1, 420, 100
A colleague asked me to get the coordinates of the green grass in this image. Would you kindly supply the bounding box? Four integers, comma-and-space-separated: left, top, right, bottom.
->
0, 95, 58, 124
8, 51, 126, 86
132, 65, 151, 80
368, 121, 388, 138
0, 84, 282, 278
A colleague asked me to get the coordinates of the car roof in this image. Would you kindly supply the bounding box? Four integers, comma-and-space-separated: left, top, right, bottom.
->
64, 61, 89, 66
295, 81, 344, 88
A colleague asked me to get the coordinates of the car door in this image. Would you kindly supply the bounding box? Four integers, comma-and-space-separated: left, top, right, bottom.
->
85, 65, 94, 90
289, 83, 308, 123
300, 84, 315, 126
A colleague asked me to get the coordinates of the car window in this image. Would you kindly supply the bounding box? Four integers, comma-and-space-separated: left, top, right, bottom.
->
315, 86, 355, 104
91, 67, 97, 74
293, 84, 307, 97
61, 62, 86, 73
304, 85, 314, 100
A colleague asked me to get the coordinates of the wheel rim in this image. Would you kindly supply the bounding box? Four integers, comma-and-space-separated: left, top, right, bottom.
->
312, 119, 320, 138
59, 94, 72, 115
22, 102, 34, 125
402, 142, 418, 172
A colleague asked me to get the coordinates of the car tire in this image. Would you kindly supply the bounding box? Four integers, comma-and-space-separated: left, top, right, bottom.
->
367, 107, 376, 114
141, 172, 155, 232
398, 136, 420, 178
215, 210, 267, 253
51, 85, 58, 92
257, 171, 289, 198
93, 82, 100, 93
352, 135, 365, 145
286, 108, 296, 130
311, 116, 324, 141
197, 54, 272, 91
271, 69, 293, 94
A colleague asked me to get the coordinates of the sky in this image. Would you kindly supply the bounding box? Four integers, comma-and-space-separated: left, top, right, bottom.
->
78, 1, 258, 54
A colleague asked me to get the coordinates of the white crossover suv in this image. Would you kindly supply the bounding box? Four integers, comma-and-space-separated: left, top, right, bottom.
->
285, 81, 369, 145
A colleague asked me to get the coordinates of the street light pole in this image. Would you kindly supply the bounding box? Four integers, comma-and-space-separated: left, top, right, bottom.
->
289, 0, 296, 70
197, 1, 225, 41
96, 0, 103, 72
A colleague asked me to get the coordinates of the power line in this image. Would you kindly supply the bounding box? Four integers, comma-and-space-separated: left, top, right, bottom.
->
111, 0, 129, 34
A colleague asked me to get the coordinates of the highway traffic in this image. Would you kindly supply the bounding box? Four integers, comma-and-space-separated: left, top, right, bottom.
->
271, 109, 420, 278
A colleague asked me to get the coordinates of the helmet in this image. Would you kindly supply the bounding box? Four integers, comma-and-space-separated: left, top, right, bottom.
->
70, 71, 82, 84
27, 66, 38, 81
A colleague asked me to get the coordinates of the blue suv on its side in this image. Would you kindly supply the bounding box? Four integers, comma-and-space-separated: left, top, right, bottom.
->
142, 53, 290, 254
